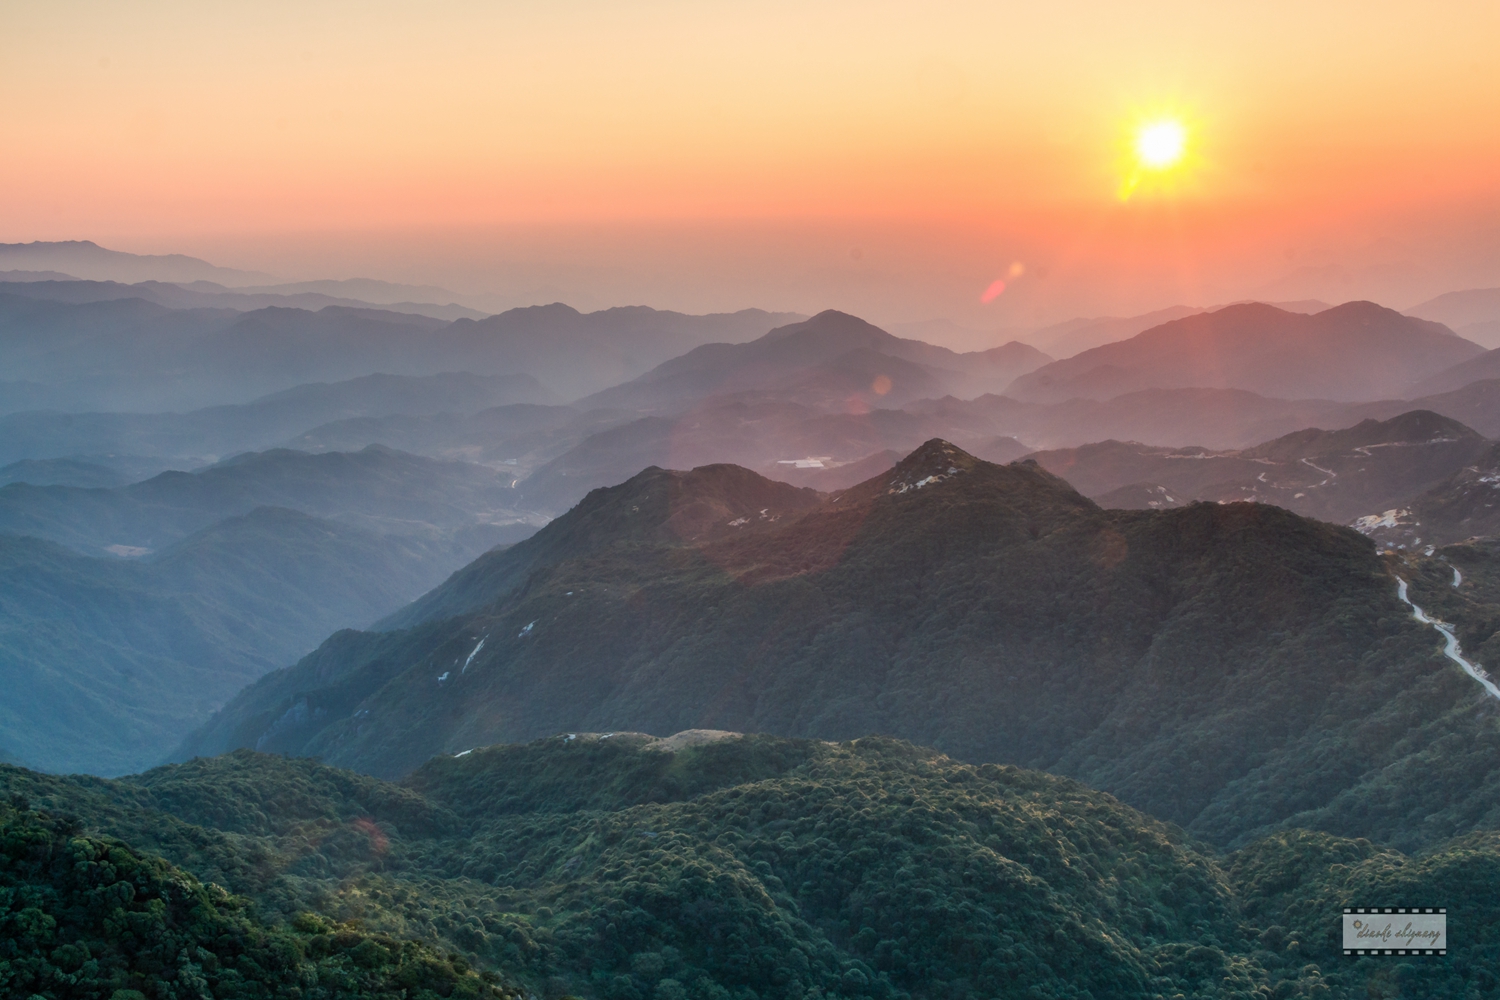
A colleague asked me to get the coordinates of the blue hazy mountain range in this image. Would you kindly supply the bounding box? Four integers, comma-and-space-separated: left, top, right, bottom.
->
0, 444, 543, 774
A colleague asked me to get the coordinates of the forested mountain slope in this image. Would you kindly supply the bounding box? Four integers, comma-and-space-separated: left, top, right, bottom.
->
0, 799, 511, 998
8, 736, 1497, 999
181, 441, 1500, 851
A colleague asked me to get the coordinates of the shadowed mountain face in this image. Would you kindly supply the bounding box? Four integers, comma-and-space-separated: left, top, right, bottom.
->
1005, 301, 1481, 403
1032, 410, 1491, 526
180, 441, 1500, 852
380, 463, 826, 631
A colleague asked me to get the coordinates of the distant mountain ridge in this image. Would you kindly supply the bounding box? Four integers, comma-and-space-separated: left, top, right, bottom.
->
1407, 286, 1500, 350
0, 371, 560, 469
1031, 410, 1492, 528
0, 443, 534, 557
0, 275, 486, 322
1408, 339, 1500, 396
579, 310, 1052, 413
0, 292, 801, 411
0, 240, 273, 285
1006, 301, 1481, 403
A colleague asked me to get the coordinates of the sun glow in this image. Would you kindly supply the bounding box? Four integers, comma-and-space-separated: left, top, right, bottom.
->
1135, 120, 1187, 170
1117, 110, 1199, 201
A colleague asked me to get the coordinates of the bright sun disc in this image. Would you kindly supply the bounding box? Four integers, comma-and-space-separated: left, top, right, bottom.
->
1135, 120, 1186, 169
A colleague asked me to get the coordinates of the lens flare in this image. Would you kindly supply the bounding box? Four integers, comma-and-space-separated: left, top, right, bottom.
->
980, 279, 1006, 303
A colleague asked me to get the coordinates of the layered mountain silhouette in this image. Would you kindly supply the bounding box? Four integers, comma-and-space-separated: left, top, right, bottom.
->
180, 441, 1500, 851
0, 275, 486, 322
1006, 301, 1481, 403
503, 382, 1500, 515
510, 392, 1041, 512
1407, 286, 1500, 350
1032, 410, 1490, 526
578, 310, 1052, 413
0, 444, 534, 556
0, 443, 551, 774
0, 239, 271, 285
0, 506, 525, 776
0, 371, 556, 467
1409, 342, 1500, 396
0, 293, 797, 410
440, 303, 806, 400
0, 457, 130, 489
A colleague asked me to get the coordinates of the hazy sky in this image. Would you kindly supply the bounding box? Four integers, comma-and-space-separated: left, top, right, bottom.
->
3, 1, 1498, 334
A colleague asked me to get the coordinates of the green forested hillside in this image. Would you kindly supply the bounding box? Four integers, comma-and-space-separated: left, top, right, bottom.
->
3, 736, 1496, 999
183, 441, 1500, 851
0, 802, 510, 999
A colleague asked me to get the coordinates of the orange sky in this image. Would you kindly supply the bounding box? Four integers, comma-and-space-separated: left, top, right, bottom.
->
2, 1, 1498, 330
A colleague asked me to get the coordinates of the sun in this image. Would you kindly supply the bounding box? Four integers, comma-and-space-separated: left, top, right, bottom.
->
1134, 119, 1186, 170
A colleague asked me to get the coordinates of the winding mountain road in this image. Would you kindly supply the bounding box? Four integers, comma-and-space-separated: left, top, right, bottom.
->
1396, 577, 1500, 701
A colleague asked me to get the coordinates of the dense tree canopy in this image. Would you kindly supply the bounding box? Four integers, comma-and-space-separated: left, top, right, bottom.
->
3, 735, 1497, 999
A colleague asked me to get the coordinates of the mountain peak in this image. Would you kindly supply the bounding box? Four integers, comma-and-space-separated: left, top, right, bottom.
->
883, 439, 980, 493
1354, 408, 1482, 442
1244, 408, 1484, 461
1005, 299, 1481, 404
760, 309, 892, 343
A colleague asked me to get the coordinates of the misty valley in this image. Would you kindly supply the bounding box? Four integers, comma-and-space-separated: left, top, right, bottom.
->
5, 245, 1500, 1000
